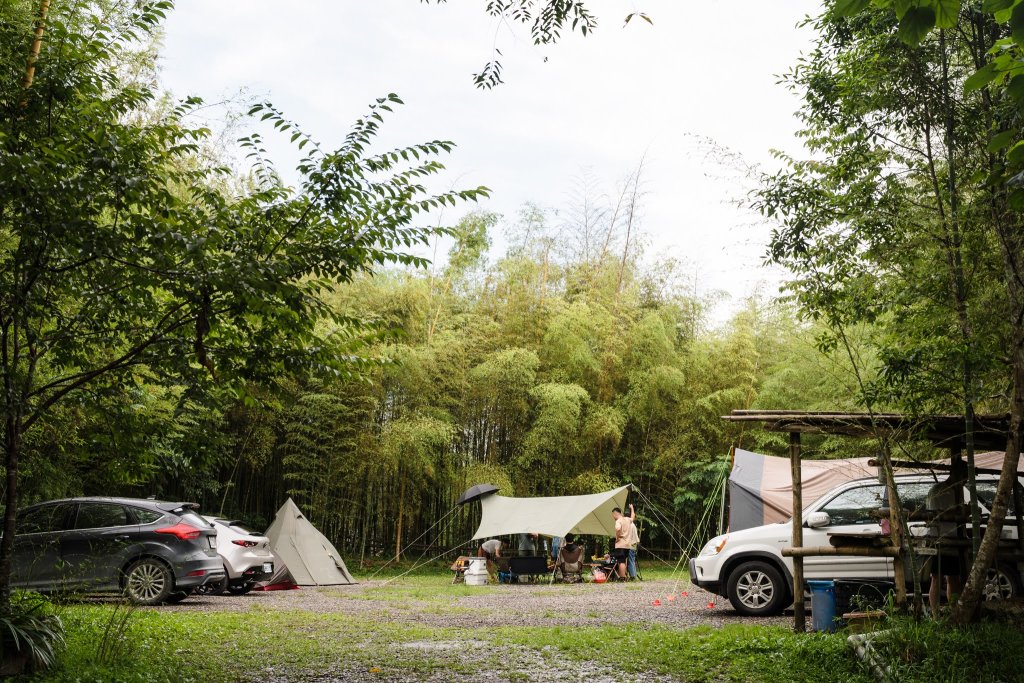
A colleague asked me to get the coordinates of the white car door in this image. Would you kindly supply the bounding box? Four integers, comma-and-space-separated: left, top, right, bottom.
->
803, 483, 891, 580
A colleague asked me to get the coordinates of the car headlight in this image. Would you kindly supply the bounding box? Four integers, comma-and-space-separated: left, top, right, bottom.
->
699, 535, 728, 557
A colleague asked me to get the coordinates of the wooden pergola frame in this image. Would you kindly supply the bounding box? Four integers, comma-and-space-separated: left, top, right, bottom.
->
721, 410, 1014, 631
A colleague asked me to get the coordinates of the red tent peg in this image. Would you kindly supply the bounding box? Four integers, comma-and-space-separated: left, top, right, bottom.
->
681, 591, 689, 597
706, 601, 715, 609
666, 594, 676, 601
652, 599, 662, 606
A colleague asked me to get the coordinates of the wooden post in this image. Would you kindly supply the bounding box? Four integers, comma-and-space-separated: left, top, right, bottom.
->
790, 431, 805, 632
882, 462, 908, 607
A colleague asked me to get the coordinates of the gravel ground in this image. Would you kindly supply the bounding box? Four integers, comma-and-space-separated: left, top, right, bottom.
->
157, 578, 792, 682
170, 578, 790, 630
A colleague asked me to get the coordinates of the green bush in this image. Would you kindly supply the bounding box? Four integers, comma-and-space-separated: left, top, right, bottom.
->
0, 594, 64, 675
878, 614, 1024, 682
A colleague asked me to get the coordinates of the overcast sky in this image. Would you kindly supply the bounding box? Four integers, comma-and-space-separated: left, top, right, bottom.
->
160, 1, 823, 320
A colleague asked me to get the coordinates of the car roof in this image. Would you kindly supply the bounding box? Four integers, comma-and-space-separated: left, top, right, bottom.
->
23, 497, 201, 511
846, 472, 1004, 485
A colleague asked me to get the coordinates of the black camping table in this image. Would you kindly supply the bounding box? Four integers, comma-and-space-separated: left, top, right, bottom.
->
508, 556, 550, 583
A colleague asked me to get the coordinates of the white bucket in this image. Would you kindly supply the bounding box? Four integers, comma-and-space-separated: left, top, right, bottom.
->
465, 558, 488, 586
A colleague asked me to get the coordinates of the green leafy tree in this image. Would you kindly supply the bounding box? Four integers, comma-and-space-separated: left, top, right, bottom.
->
762, 0, 1024, 620
0, 0, 484, 607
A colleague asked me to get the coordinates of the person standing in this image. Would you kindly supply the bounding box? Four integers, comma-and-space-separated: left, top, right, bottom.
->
478, 538, 504, 581
611, 504, 635, 580
626, 517, 640, 580
518, 532, 538, 556
927, 459, 967, 615
550, 535, 563, 562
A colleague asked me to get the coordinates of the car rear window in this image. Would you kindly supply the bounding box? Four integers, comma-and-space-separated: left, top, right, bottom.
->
179, 512, 214, 529
131, 508, 164, 525
75, 503, 129, 529
226, 521, 256, 535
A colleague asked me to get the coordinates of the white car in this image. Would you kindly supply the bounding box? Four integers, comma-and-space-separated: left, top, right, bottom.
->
690, 474, 1022, 615
199, 517, 275, 595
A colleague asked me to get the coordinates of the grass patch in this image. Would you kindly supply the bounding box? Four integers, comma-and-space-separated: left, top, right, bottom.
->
876, 614, 1024, 682
40, 564, 1024, 683
339, 579, 500, 603
31, 605, 463, 682
488, 623, 874, 683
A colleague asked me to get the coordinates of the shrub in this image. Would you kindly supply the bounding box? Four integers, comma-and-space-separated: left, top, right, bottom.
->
0, 593, 65, 675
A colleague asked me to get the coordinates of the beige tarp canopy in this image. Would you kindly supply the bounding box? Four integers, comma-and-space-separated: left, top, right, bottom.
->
265, 498, 355, 585
729, 448, 1008, 531
471, 485, 631, 540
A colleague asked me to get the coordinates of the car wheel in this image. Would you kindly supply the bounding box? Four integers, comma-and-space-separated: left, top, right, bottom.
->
983, 565, 1020, 601
165, 589, 193, 604
227, 582, 254, 596
123, 558, 174, 605
727, 561, 788, 616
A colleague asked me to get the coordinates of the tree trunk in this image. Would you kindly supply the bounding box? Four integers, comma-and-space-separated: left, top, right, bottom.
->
953, 326, 1024, 623
954, 209, 1024, 623
395, 475, 406, 564
0, 418, 23, 612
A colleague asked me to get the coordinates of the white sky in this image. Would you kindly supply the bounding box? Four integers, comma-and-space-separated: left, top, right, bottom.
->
160, 1, 823, 319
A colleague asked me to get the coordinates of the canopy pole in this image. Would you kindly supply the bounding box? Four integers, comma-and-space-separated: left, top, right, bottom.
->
790, 431, 805, 632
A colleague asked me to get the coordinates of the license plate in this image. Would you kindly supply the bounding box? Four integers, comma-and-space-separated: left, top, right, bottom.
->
263, 562, 273, 573
208, 536, 217, 549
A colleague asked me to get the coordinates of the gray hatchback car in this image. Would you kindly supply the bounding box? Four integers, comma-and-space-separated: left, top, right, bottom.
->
10, 497, 225, 604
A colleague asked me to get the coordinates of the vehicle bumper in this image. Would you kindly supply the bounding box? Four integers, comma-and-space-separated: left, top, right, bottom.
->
689, 557, 721, 594
238, 562, 274, 582
224, 550, 275, 579
174, 557, 227, 589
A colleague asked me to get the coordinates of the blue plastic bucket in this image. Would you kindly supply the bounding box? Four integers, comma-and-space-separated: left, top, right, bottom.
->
807, 580, 838, 632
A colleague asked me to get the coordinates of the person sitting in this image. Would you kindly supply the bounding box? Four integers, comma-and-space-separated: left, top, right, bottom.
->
554, 533, 584, 583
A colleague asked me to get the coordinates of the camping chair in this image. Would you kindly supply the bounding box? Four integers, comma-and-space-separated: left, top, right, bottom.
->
594, 556, 627, 582
554, 545, 585, 583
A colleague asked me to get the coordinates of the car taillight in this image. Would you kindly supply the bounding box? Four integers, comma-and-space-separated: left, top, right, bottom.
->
231, 540, 258, 547
155, 523, 202, 540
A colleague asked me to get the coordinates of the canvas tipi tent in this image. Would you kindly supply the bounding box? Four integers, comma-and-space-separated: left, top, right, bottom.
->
264, 498, 355, 586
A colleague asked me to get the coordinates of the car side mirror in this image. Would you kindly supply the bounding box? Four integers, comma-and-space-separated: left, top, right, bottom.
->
806, 512, 831, 529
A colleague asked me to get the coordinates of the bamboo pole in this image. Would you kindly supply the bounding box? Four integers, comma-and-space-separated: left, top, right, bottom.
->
21, 0, 50, 100
782, 546, 900, 558
790, 431, 805, 632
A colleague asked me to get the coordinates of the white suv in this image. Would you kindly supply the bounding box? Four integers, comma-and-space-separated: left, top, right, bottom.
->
690, 474, 1022, 615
